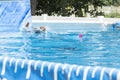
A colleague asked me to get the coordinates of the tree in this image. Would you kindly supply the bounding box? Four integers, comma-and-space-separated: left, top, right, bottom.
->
106, 0, 120, 6
31, 0, 120, 17
30, 0, 37, 15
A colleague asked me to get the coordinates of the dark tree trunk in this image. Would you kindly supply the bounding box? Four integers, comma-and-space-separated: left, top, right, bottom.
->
30, 0, 37, 15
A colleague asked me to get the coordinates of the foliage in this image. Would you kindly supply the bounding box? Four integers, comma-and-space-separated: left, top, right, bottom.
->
105, 13, 120, 18
34, 0, 120, 17
106, 0, 120, 6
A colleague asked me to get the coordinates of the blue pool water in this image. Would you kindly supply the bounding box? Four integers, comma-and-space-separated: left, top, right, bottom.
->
0, 23, 120, 69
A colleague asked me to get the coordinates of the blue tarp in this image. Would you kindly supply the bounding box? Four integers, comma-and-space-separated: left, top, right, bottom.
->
0, 0, 32, 32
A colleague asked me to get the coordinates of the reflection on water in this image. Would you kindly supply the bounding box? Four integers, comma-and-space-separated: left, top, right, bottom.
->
0, 31, 120, 68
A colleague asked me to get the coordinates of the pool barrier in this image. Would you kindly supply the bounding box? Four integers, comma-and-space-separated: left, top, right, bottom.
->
0, 57, 120, 80
112, 22, 120, 31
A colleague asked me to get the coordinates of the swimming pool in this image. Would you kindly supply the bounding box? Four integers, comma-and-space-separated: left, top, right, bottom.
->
0, 22, 120, 80
0, 22, 120, 69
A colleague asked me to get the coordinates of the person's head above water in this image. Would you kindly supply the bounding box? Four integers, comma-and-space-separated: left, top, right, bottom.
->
40, 26, 46, 31
25, 22, 29, 28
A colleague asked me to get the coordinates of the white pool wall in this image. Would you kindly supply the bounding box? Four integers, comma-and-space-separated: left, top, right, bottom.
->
32, 15, 120, 23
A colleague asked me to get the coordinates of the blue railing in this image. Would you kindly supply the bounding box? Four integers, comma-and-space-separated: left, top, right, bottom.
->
0, 57, 120, 80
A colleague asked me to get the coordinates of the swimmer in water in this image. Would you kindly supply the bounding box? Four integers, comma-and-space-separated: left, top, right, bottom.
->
20, 22, 31, 32
40, 26, 46, 31
33, 26, 46, 33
